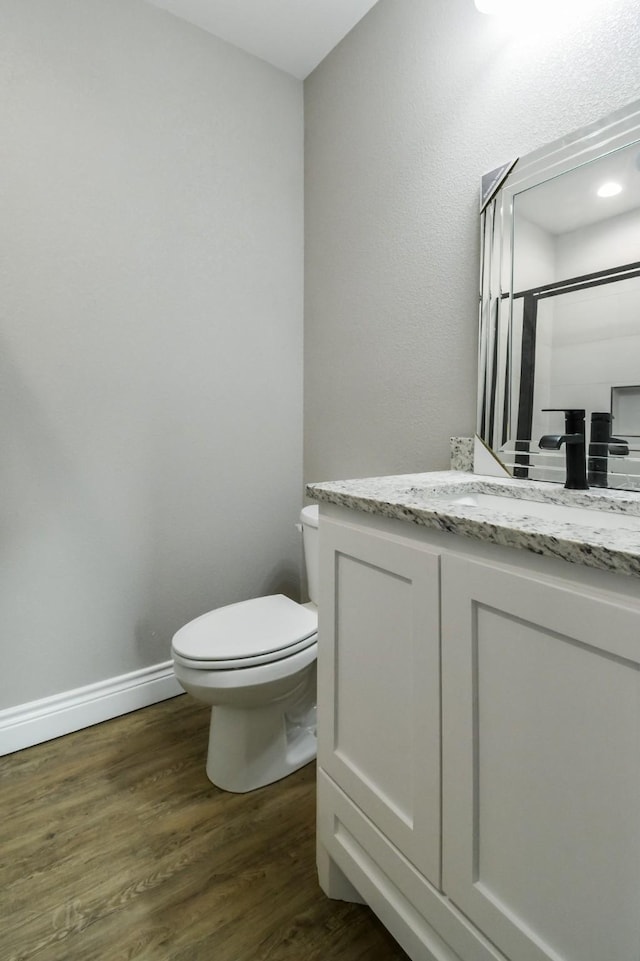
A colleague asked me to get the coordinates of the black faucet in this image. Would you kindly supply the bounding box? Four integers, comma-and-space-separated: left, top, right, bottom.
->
587, 412, 630, 488
539, 408, 588, 490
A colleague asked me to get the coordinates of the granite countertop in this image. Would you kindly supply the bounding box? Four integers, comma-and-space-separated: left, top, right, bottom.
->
306, 471, 640, 578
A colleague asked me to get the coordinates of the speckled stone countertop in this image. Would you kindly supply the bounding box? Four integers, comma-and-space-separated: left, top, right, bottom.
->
306, 471, 640, 578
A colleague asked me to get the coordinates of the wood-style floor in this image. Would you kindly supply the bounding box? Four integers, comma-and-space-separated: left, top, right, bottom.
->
1, 695, 409, 961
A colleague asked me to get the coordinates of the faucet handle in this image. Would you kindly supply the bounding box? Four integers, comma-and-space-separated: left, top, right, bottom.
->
542, 408, 586, 434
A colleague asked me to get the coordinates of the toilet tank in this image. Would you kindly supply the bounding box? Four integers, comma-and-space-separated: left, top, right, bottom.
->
300, 505, 319, 605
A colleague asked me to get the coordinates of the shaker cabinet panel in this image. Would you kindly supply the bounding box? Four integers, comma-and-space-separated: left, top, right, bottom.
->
441, 553, 640, 961
318, 516, 441, 886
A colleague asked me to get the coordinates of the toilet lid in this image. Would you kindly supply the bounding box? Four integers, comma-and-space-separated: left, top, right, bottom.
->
171, 594, 318, 664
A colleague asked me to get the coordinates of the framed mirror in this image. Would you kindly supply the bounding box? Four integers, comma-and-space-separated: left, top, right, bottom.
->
478, 99, 640, 491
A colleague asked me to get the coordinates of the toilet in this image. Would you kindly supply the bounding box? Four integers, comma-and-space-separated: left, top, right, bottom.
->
171, 505, 319, 793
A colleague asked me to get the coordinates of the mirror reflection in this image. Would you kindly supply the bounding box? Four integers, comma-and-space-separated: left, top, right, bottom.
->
479, 102, 640, 491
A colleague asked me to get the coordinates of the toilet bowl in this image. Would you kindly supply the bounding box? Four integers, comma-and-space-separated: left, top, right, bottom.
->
171, 505, 319, 793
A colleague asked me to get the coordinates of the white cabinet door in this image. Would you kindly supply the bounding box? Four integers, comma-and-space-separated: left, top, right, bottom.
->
318, 515, 441, 887
441, 553, 640, 961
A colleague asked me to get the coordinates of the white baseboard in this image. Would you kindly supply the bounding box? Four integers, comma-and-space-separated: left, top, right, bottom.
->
0, 661, 183, 757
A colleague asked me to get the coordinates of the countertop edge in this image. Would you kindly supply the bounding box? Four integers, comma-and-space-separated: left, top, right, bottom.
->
306, 471, 640, 579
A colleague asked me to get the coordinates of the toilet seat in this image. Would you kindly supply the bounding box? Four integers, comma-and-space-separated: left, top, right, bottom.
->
171, 594, 318, 670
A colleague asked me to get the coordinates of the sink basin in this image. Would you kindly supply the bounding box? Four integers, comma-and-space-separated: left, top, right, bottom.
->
430, 491, 640, 532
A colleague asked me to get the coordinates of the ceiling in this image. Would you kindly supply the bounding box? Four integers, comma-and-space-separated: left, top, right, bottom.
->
144, 0, 381, 79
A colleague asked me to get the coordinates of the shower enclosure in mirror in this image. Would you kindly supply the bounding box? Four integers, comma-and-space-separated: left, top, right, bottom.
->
478, 99, 640, 491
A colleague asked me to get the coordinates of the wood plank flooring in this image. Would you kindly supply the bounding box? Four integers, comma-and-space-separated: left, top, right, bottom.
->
1, 695, 409, 961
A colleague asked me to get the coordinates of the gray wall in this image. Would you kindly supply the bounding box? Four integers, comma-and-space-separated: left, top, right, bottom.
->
304, 0, 640, 484
0, 0, 303, 710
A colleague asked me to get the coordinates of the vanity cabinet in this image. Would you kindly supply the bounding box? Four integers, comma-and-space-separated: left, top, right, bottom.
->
316, 505, 640, 961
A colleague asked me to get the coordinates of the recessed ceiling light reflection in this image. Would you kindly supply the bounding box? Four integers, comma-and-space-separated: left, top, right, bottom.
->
597, 181, 623, 198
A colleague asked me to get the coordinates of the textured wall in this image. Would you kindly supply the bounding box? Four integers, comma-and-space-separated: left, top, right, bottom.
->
304, 0, 640, 484
0, 0, 303, 709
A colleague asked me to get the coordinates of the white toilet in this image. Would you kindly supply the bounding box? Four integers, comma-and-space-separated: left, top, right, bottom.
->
171, 505, 319, 793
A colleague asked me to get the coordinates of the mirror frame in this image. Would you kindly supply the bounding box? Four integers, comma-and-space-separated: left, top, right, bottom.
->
478, 98, 640, 487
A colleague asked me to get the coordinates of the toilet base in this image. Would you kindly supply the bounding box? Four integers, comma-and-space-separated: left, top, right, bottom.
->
205, 672, 317, 793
